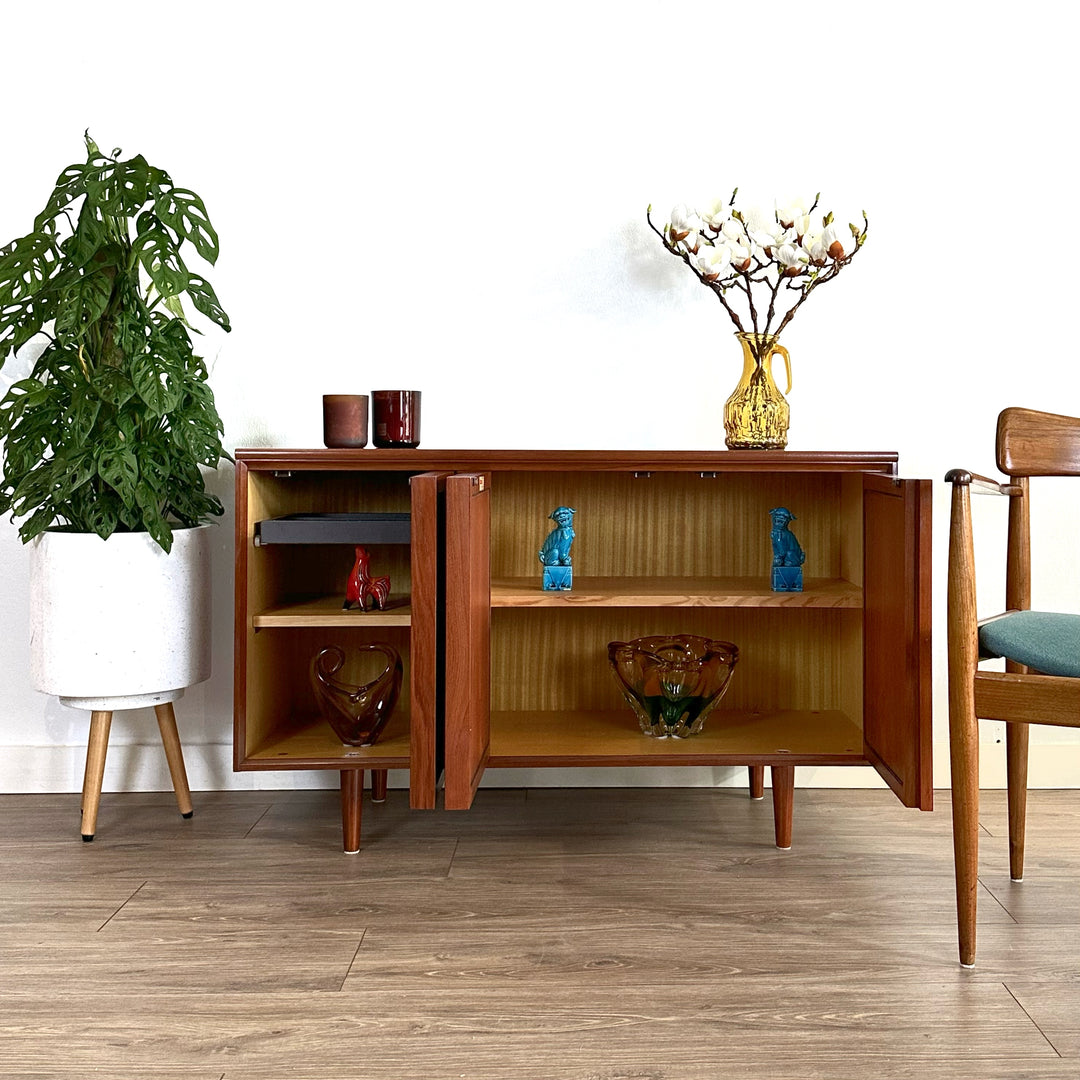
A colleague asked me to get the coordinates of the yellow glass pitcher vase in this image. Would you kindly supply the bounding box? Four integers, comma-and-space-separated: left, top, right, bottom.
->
723, 331, 792, 449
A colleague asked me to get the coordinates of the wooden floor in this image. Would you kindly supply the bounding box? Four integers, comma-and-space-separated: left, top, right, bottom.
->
2, 785, 1080, 1080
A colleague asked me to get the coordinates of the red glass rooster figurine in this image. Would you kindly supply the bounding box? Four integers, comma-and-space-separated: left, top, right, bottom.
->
344, 546, 391, 611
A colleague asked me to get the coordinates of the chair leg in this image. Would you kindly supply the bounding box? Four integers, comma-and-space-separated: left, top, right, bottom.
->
949, 682, 980, 967
154, 702, 194, 819
1006, 721, 1029, 882
81, 711, 112, 841
771, 765, 794, 849
748, 765, 764, 800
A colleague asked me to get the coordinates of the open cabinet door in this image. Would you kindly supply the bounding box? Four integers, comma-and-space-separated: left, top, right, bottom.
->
863, 473, 933, 809
408, 472, 451, 809
444, 472, 491, 810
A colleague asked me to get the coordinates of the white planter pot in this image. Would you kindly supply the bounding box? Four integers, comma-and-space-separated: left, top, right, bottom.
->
29, 525, 212, 710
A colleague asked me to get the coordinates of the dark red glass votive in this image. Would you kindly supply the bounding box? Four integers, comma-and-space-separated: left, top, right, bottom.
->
371, 390, 421, 448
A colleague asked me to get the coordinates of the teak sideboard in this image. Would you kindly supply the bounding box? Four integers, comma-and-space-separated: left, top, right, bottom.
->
234, 449, 932, 851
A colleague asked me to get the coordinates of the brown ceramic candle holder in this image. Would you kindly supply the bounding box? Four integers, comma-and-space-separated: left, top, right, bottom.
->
322, 395, 368, 448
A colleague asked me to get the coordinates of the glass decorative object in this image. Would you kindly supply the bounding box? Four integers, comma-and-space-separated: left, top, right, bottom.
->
344, 545, 391, 611
607, 634, 739, 738
723, 332, 792, 449
310, 643, 402, 746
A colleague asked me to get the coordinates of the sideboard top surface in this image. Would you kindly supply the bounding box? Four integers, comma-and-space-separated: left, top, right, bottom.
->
235, 448, 900, 475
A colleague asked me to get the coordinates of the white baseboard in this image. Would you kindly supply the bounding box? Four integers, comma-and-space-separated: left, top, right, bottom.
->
2, 739, 1079, 793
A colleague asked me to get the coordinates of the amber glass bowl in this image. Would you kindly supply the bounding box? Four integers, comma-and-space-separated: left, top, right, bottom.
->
607, 634, 739, 738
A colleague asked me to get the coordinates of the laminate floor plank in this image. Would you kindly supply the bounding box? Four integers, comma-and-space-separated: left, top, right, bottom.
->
2, 788, 1080, 1080
0, 984, 1057, 1076
1005, 980, 1080, 1056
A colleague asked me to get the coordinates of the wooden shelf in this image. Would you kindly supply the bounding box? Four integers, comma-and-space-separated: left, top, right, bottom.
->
490, 576, 862, 609
487, 709, 866, 767
252, 595, 413, 628
242, 711, 412, 769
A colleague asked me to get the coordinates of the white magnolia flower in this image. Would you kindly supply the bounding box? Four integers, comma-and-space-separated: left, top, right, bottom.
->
776, 198, 809, 230
727, 242, 753, 272
702, 199, 730, 230
803, 233, 828, 265
693, 243, 732, 281
721, 218, 746, 243
776, 243, 808, 275
680, 230, 705, 255
822, 223, 845, 260
668, 204, 703, 242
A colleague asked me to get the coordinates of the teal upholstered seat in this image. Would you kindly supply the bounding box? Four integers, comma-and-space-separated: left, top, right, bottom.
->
979, 610, 1080, 678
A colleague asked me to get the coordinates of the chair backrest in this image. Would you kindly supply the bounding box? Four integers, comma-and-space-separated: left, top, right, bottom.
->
997, 407, 1080, 477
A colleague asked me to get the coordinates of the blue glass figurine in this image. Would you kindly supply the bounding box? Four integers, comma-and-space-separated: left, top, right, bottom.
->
539, 506, 576, 591
769, 506, 805, 592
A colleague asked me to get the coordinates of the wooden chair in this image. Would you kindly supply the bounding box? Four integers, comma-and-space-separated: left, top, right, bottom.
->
946, 407, 1080, 966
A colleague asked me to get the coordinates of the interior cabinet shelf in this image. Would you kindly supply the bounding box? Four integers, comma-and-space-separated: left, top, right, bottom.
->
486, 709, 865, 766
490, 576, 862, 609
252, 595, 413, 628
244, 713, 412, 768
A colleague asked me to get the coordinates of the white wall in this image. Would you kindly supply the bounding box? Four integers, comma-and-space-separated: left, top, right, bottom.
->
2, 0, 1078, 793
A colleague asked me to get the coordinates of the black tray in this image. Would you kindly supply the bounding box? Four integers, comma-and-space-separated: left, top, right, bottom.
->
255, 513, 411, 545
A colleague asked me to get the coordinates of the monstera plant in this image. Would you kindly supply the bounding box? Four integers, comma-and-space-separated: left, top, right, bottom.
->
0, 133, 230, 552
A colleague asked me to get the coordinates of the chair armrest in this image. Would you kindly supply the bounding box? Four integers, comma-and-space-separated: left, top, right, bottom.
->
945, 469, 1023, 496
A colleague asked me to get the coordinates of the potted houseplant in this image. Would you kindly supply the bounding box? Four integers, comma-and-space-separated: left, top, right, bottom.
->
0, 133, 231, 837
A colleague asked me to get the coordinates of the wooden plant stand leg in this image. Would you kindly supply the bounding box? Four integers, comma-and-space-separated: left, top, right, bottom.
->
81, 711, 113, 842
771, 764, 795, 850
748, 765, 764, 800
371, 769, 389, 803
341, 769, 364, 854
154, 702, 194, 819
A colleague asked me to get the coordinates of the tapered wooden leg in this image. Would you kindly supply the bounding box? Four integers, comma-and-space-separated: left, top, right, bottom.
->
748, 765, 764, 800
81, 711, 113, 841
948, 481, 981, 966
371, 769, 388, 803
1006, 721, 1029, 882
341, 769, 364, 854
154, 702, 194, 819
771, 765, 794, 850
950, 697, 980, 966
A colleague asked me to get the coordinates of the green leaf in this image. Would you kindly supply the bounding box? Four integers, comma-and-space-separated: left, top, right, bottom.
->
142, 512, 173, 553
33, 162, 89, 233
92, 367, 136, 408
54, 267, 114, 341
185, 274, 230, 331
82, 498, 118, 541
64, 201, 110, 269
130, 351, 180, 416
97, 446, 138, 503
84, 154, 151, 216
17, 505, 58, 544
0, 232, 62, 302
133, 221, 189, 298
64, 389, 102, 443
155, 188, 219, 263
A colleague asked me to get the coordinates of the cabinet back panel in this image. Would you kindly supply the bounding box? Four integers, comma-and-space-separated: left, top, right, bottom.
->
490, 607, 861, 719
245, 471, 415, 607
491, 472, 847, 581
